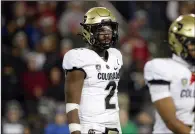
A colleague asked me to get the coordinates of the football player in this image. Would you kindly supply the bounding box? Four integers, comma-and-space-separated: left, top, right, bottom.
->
62, 7, 123, 134
144, 14, 195, 133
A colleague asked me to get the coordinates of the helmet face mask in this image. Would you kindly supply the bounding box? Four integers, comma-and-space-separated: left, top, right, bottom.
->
168, 14, 195, 65
92, 23, 118, 50
80, 7, 118, 51
185, 39, 195, 63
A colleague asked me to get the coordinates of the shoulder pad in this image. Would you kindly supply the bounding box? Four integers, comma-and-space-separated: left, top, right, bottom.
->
62, 48, 86, 70
108, 48, 123, 66
144, 59, 172, 82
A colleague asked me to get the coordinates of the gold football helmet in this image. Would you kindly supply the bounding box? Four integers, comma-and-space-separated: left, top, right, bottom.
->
168, 14, 195, 64
80, 7, 118, 50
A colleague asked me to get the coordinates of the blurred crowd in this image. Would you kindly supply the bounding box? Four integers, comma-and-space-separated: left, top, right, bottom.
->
1, 1, 195, 134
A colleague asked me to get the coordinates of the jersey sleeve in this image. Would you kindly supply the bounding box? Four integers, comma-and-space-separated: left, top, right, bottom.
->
144, 59, 172, 102
148, 84, 171, 102
62, 49, 87, 78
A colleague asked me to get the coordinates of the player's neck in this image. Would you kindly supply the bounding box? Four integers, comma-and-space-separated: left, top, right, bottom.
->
96, 50, 107, 58
89, 46, 108, 60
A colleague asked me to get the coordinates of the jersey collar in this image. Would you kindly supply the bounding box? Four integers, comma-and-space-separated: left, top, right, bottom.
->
172, 54, 195, 72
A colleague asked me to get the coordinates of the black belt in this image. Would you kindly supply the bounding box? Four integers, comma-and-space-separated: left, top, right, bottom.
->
104, 128, 119, 134
88, 128, 119, 134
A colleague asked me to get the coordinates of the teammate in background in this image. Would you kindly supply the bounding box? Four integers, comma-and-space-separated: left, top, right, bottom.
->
62, 7, 123, 134
144, 14, 195, 134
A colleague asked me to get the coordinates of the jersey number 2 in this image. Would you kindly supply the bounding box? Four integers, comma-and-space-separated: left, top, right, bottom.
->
105, 81, 117, 109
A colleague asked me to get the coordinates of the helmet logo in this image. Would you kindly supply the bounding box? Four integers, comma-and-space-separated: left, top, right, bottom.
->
177, 22, 183, 31
83, 16, 87, 23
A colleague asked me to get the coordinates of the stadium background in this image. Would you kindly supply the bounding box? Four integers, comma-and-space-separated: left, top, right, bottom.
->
1, 1, 195, 134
